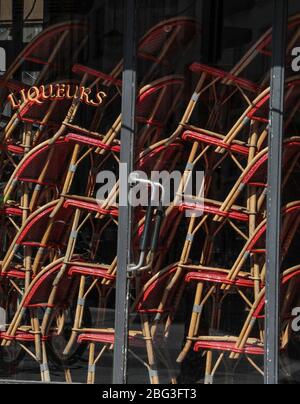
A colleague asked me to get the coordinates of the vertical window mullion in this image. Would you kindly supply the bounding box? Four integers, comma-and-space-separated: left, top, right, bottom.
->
113, 0, 137, 385
265, 0, 288, 385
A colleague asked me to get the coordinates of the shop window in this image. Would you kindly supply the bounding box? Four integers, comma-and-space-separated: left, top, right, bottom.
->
0, 0, 298, 386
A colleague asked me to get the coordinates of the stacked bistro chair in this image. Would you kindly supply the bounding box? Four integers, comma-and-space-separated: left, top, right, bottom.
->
1, 10, 300, 386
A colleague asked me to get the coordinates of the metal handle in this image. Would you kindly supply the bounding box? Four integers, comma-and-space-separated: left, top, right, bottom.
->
128, 173, 165, 273
151, 204, 164, 253
140, 204, 155, 252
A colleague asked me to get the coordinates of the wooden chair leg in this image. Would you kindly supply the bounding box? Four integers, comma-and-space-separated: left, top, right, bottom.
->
211, 352, 225, 384
64, 367, 73, 384
63, 276, 86, 357
141, 314, 159, 384
177, 282, 204, 363
245, 355, 264, 377
41, 341, 51, 383
177, 285, 215, 363
87, 343, 96, 385
204, 350, 213, 384
31, 310, 42, 362
201, 352, 226, 384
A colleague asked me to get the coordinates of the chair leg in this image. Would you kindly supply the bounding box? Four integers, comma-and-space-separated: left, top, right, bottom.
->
41, 341, 51, 383
203, 351, 225, 385
245, 355, 264, 377
64, 366, 73, 384
64, 276, 86, 357
39, 362, 45, 383
87, 343, 96, 385
31, 310, 42, 363
204, 350, 213, 384
141, 314, 159, 384
177, 282, 205, 363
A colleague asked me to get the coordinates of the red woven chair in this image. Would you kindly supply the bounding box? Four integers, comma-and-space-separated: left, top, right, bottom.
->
0, 196, 118, 282
0, 185, 165, 337
3, 132, 120, 211
2, 258, 79, 382
191, 264, 300, 384
1, 256, 116, 382
176, 201, 300, 364
118, 137, 300, 354
64, 264, 188, 384
61, 145, 185, 366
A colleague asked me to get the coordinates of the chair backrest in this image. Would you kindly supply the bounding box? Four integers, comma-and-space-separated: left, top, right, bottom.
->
247, 77, 300, 123
245, 201, 300, 256
254, 265, 300, 319
136, 75, 184, 128
242, 137, 300, 187
24, 261, 78, 309
136, 265, 184, 314
18, 197, 108, 246
137, 143, 183, 173
1, 197, 111, 275
5, 131, 121, 204
15, 140, 74, 186
138, 17, 198, 68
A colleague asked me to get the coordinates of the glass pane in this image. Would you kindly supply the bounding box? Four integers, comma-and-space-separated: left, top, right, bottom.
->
129, 0, 274, 385
0, 0, 124, 383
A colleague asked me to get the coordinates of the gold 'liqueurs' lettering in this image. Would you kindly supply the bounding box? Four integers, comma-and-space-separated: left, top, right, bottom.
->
7, 84, 107, 109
